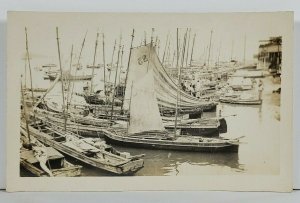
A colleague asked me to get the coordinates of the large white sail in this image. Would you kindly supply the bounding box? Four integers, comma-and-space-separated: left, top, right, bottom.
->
123, 44, 213, 110
128, 70, 165, 135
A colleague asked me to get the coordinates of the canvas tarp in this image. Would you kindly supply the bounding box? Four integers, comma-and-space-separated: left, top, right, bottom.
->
128, 70, 165, 134
123, 44, 214, 110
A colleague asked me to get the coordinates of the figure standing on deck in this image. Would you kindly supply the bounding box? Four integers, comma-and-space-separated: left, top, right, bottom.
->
32, 144, 54, 177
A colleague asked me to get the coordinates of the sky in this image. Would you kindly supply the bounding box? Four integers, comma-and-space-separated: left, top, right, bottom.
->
7, 12, 289, 85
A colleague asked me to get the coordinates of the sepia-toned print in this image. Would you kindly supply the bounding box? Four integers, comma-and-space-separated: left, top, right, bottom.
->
6, 12, 293, 191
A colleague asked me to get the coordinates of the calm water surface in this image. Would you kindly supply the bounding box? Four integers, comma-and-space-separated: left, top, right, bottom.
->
21, 69, 281, 176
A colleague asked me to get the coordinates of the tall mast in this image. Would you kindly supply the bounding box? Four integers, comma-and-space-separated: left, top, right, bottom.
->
185, 28, 191, 67
21, 77, 31, 142
24, 27, 35, 106
178, 37, 182, 65
243, 35, 247, 64
144, 31, 147, 45
66, 44, 73, 111
230, 40, 234, 61
24, 59, 27, 89
201, 46, 207, 65
69, 31, 87, 103
109, 39, 117, 81
90, 31, 99, 93
157, 39, 160, 56
178, 29, 188, 118
166, 40, 171, 66
56, 27, 67, 131
146, 28, 155, 72
171, 50, 176, 68
110, 35, 122, 123
181, 29, 188, 65
174, 28, 180, 137
121, 29, 135, 112
175, 28, 187, 136
126, 82, 133, 134
162, 32, 169, 64
207, 30, 213, 67
217, 41, 222, 67
154, 36, 158, 50
102, 33, 107, 99
190, 33, 196, 66
150, 28, 154, 45
118, 45, 124, 85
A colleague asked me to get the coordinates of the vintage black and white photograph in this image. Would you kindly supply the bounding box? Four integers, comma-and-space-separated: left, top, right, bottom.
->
6, 12, 293, 191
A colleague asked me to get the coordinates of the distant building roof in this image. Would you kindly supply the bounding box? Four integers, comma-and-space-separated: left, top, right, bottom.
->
259, 36, 282, 48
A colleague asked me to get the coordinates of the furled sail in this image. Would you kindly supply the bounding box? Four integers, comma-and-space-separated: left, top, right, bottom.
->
123, 44, 214, 110
128, 70, 165, 135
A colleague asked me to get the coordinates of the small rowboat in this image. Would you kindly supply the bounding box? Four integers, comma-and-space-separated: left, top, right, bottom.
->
20, 147, 82, 177
48, 73, 93, 81
21, 121, 144, 175
20, 129, 82, 177
219, 93, 262, 105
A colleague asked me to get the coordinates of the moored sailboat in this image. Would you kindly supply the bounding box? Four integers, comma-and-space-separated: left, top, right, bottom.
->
102, 70, 240, 153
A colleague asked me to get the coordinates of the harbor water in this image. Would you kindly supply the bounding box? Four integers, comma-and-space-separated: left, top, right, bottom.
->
21, 69, 281, 176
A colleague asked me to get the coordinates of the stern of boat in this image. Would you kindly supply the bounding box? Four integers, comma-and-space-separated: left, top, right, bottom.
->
119, 159, 144, 175
52, 164, 82, 177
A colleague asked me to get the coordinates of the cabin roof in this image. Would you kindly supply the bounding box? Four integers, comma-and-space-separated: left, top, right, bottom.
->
20, 147, 64, 164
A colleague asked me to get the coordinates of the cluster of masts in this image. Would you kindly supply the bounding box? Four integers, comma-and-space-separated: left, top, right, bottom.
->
22, 27, 135, 138
20, 27, 244, 177
22, 26, 248, 141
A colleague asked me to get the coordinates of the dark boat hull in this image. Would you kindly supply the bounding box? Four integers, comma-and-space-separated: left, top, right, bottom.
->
48, 75, 92, 81
165, 118, 227, 137
220, 98, 262, 105
101, 130, 239, 153
22, 123, 144, 175
165, 126, 220, 137
202, 103, 217, 112
218, 118, 227, 134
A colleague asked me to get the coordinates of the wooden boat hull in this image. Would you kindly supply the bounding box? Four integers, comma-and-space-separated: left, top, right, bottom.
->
165, 118, 227, 137
84, 95, 106, 105
48, 75, 93, 81
35, 107, 112, 127
239, 65, 257, 70
20, 147, 82, 177
202, 103, 217, 112
231, 86, 253, 91
20, 159, 82, 177
101, 130, 239, 153
220, 98, 262, 105
23, 124, 144, 175
46, 120, 105, 138
243, 75, 265, 78
165, 126, 220, 137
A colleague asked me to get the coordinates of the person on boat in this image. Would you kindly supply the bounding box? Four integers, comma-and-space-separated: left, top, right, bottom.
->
32, 144, 54, 177
82, 106, 90, 117
258, 79, 264, 100
83, 82, 90, 95
82, 138, 107, 151
181, 82, 186, 91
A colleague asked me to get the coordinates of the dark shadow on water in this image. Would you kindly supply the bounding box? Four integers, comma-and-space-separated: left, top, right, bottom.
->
20, 145, 245, 177
112, 146, 245, 176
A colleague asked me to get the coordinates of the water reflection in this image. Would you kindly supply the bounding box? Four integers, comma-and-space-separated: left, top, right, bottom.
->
102, 147, 244, 176
21, 69, 280, 177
